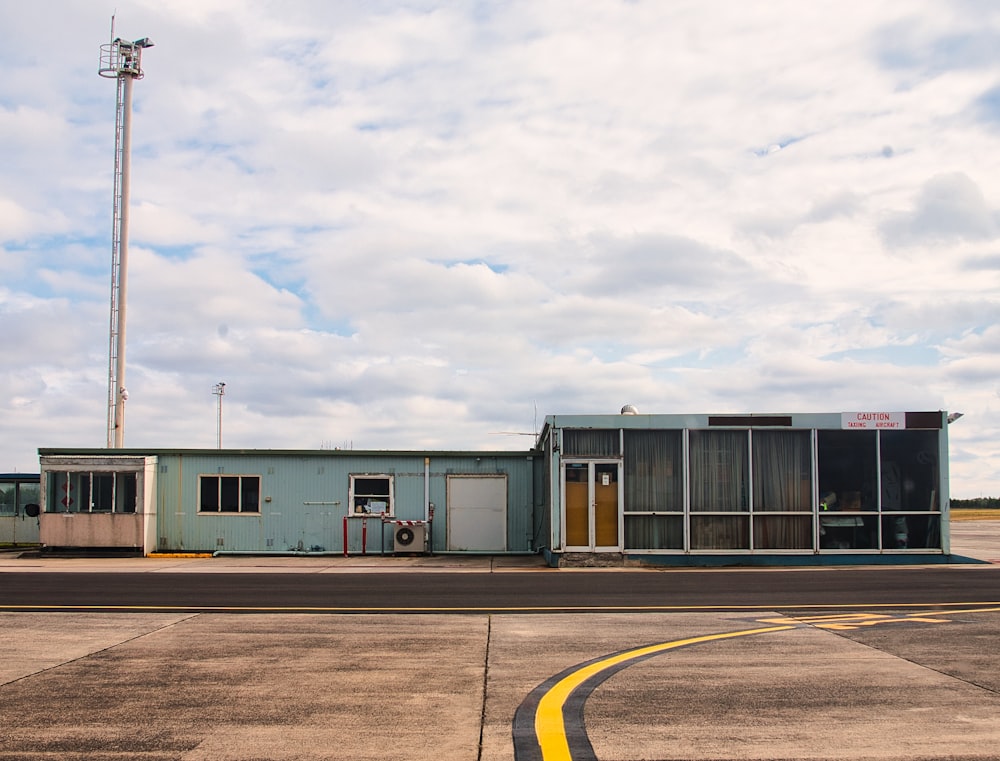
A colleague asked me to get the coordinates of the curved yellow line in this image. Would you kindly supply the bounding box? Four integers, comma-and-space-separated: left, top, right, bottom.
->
533, 624, 795, 761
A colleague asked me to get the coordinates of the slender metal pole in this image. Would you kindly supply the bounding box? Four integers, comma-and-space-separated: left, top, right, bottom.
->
214, 383, 226, 448
113, 73, 134, 449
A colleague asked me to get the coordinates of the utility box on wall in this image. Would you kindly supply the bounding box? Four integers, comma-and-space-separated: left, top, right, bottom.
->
392, 522, 426, 553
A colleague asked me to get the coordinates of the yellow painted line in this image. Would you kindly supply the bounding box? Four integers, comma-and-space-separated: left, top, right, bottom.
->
760, 612, 952, 627
526, 605, 1000, 758
533, 625, 795, 761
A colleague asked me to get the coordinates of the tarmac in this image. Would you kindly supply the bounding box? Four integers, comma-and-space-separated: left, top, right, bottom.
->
0, 521, 998, 760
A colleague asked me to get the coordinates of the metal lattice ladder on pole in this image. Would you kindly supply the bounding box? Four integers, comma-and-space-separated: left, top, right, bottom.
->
105, 69, 126, 447
99, 20, 152, 448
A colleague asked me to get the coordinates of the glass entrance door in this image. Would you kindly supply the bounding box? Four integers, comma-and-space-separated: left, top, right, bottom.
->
563, 461, 621, 551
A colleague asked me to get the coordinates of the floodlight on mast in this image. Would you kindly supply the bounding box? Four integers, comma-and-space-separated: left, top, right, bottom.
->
99, 16, 153, 448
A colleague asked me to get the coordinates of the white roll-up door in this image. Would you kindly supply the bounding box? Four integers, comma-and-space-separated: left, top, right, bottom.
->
446, 475, 507, 552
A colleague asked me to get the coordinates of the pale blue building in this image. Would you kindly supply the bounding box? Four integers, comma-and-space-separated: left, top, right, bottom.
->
36, 408, 958, 565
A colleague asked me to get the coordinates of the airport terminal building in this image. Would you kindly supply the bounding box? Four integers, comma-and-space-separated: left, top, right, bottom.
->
35, 409, 955, 565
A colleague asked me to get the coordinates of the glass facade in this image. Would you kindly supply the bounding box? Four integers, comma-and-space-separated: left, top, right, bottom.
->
559, 417, 945, 554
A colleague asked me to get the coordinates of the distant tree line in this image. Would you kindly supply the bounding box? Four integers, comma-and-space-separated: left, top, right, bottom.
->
951, 497, 1000, 509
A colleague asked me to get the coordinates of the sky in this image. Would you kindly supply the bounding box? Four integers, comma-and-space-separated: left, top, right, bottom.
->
1, 1, 999, 498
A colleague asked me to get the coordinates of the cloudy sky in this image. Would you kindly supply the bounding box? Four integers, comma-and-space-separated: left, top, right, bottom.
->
1, 1, 999, 497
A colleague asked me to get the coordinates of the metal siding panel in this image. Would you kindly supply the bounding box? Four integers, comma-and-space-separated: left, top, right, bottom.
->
153, 452, 536, 554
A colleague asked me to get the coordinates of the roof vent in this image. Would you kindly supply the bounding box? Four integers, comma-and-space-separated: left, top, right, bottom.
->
620, 404, 639, 415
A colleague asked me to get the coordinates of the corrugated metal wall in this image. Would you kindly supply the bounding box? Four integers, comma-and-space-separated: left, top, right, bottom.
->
155, 451, 538, 554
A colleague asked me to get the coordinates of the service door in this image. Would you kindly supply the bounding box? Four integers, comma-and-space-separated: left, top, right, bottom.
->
447, 475, 507, 551
562, 461, 622, 552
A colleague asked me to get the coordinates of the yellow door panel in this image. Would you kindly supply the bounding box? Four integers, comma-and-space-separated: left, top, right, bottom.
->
595, 483, 618, 546
565, 481, 589, 547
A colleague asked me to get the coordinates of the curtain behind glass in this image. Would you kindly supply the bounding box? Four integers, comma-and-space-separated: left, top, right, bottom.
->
624, 430, 683, 512
563, 429, 620, 457
752, 430, 812, 512
689, 430, 748, 512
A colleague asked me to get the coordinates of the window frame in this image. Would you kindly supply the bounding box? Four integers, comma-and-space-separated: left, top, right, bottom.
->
197, 474, 261, 515
44, 471, 138, 513
349, 474, 394, 517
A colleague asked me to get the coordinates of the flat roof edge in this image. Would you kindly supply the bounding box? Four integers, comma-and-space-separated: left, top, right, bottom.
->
37, 448, 538, 458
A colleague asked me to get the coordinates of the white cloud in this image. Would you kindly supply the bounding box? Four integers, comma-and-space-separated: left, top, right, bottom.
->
881, 172, 1000, 246
0, 1, 998, 497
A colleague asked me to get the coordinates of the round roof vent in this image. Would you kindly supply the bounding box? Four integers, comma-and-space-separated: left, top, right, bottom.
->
620, 404, 639, 415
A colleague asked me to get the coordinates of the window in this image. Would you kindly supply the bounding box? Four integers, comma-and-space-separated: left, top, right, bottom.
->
689, 430, 748, 512
817, 430, 878, 550
751, 430, 813, 550
199, 475, 260, 514
350, 475, 393, 515
689, 430, 750, 550
44, 472, 137, 513
879, 430, 939, 511
817, 430, 877, 512
752, 431, 812, 512
0, 483, 16, 515
623, 430, 684, 551
563, 429, 620, 457
624, 430, 683, 512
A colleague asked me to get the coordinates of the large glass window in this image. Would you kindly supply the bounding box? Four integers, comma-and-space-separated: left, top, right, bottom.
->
752, 431, 812, 512
691, 515, 748, 550
199, 475, 260, 514
624, 430, 683, 512
689, 430, 749, 550
882, 514, 940, 550
754, 515, 812, 550
563, 429, 620, 457
817, 430, 878, 549
879, 430, 939, 511
623, 429, 684, 551
625, 515, 684, 549
751, 430, 813, 550
689, 430, 748, 512
817, 430, 877, 512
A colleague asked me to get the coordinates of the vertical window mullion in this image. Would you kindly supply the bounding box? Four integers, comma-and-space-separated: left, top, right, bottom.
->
748, 429, 754, 550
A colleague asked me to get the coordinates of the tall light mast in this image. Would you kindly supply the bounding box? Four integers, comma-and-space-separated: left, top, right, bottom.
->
213, 383, 226, 448
98, 20, 153, 448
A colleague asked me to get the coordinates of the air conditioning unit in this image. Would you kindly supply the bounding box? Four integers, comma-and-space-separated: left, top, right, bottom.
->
393, 523, 427, 554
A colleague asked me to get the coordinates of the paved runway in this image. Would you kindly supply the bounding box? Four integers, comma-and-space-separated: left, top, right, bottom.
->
1, 522, 998, 760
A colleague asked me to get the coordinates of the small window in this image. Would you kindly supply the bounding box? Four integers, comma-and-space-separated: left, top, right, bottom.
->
350, 475, 393, 515
199, 475, 261, 514
0, 483, 16, 515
